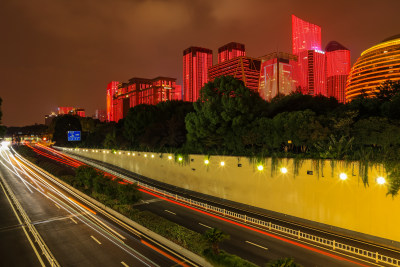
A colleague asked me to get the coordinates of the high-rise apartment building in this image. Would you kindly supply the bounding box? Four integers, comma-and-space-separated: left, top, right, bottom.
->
108, 77, 181, 122
292, 15, 326, 96
208, 56, 261, 92
218, 42, 245, 64
325, 41, 351, 103
183, 47, 213, 102
106, 81, 120, 122
258, 52, 298, 100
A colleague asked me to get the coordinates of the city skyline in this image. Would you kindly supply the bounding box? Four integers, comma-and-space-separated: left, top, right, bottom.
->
1, 0, 400, 126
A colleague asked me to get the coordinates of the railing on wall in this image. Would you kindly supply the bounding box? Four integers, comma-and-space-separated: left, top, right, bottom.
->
61, 148, 400, 267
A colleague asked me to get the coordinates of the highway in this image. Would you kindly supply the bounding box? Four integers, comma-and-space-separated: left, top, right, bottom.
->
31, 144, 400, 266
0, 144, 196, 267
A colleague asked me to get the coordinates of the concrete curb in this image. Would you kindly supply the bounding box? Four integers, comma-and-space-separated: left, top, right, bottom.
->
17, 153, 212, 267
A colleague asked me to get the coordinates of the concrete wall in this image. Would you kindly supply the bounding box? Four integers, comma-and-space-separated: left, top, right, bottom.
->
63, 148, 399, 244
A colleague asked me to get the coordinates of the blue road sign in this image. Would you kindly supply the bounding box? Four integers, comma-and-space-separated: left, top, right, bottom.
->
67, 131, 81, 141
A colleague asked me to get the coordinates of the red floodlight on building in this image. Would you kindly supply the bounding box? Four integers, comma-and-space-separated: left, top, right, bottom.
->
325, 41, 351, 103
58, 107, 74, 115
183, 47, 213, 102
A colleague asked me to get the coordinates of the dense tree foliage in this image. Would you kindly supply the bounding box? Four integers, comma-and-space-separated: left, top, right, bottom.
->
185, 76, 267, 153
52, 115, 82, 146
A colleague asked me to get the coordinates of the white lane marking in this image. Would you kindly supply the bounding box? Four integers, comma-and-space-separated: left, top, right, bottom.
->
245, 241, 268, 250
199, 223, 212, 229
91, 235, 102, 245
164, 210, 176, 215
70, 217, 78, 224
54, 204, 60, 209
121, 261, 129, 267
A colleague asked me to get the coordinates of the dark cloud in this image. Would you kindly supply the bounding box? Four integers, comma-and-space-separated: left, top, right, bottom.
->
1, 0, 400, 126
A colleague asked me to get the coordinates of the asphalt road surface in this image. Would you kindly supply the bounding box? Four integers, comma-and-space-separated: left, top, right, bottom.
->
0, 146, 193, 267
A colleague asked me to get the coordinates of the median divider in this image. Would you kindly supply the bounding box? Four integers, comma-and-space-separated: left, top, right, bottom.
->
0, 170, 60, 267
60, 147, 400, 267
15, 151, 212, 267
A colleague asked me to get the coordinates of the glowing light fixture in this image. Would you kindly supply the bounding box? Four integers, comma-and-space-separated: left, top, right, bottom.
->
280, 167, 288, 174
128, 152, 130, 155
178, 157, 183, 161
168, 155, 172, 160
144, 154, 148, 158
257, 165, 264, 171
376, 177, 386, 185
151, 154, 154, 158
204, 159, 209, 165
339, 173, 347, 180
220, 161, 225, 166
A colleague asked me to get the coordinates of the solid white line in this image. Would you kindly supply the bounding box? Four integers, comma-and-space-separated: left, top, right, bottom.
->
121, 261, 129, 267
70, 217, 78, 224
245, 241, 268, 250
164, 210, 176, 215
91, 235, 102, 245
198, 223, 212, 229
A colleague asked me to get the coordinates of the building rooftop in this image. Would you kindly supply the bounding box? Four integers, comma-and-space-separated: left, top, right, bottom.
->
325, 41, 349, 52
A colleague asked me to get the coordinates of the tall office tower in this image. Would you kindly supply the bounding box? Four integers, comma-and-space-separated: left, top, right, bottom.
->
292, 15, 322, 54
106, 81, 120, 122
183, 47, 213, 102
325, 41, 351, 103
208, 56, 261, 92
258, 52, 298, 101
218, 42, 245, 63
292, 15, 325, 95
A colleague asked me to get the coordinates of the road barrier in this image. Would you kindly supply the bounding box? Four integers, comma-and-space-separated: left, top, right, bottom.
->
0, 170, 60, 267
62, 148, 400, 266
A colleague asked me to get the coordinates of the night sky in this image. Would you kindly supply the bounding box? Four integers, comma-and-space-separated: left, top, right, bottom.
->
1, 0, 400, 126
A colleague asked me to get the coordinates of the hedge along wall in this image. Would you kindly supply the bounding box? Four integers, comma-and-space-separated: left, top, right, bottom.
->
61, 148, 399, 246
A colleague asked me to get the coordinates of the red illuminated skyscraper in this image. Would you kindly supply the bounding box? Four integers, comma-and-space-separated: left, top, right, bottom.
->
292, 15, 326, 96
292, 15, 322, 55
325, 41, 351, 103
106, 81, 120, 122
58, 107, 74, 115
258, 52, 298, 101
183, 47, 213, 102
209, 56, 261, 92
218, 42, 245, 64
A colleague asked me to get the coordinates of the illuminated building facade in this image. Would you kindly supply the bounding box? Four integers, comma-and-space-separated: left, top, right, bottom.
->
208, 56, 261, 92
292, 15, 322, 55
218, 42, 245, 63
44, 112, 57, 126
58, 107, 74, 115
325, 41, 351, 103
346, 35, 400, 102
106, 81, 120, 122
258, 52, 298, 100
292, 15, 326, 96
183, 47, 213, 102
109, 77, 181, 122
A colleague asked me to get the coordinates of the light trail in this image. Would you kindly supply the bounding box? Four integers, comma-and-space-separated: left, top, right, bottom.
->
1, 148, 160, 267
138, 188, 370, 267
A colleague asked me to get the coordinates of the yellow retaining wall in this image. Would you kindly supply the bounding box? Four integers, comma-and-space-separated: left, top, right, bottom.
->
65, 148, 398, 244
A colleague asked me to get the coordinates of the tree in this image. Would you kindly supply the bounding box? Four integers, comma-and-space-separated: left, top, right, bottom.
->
374, 80, 400, 102
185, 76, 267, 153
52, 115, 82, 146
203, 228, 229, 255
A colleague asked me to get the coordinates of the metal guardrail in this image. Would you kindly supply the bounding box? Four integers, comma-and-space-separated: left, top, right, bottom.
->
62, 148, 400, 267
0, 170, 60, 267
